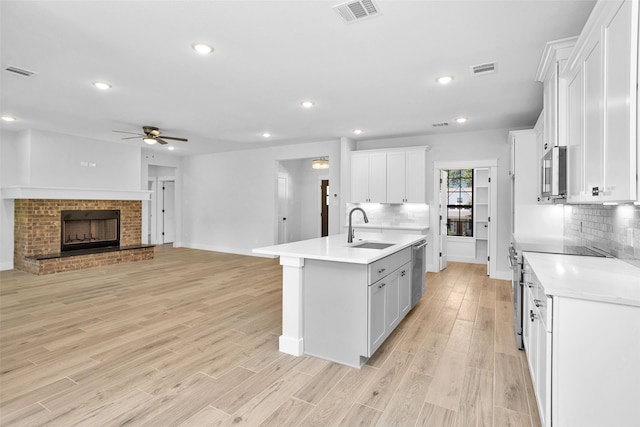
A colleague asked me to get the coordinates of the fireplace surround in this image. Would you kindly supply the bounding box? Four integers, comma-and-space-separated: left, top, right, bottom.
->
14, 199, 153, 274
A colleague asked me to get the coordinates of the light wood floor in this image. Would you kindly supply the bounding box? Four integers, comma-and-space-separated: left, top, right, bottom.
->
0, 246, 541, 427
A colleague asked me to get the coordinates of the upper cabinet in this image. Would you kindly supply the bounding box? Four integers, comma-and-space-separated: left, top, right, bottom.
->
562, 0, 639, 203
351, 151, 387, 203
386, 148, 428, 203
535, 37, 578, 156
351, 147, 428, 204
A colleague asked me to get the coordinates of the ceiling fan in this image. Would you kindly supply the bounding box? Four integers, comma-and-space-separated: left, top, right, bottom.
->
113, 126, 188, 145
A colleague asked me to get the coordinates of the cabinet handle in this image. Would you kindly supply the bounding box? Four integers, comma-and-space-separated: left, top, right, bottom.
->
379, 283, 386, 289
530, 310, 537, 322
534, 299, 542, 308
378, 268, 386, 274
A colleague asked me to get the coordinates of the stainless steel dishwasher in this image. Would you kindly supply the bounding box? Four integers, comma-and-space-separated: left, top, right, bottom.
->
411, 240, 428, 307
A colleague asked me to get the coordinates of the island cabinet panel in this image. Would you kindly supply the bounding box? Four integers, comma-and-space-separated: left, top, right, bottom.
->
303, 260, 369, 367
303, 247, 412, 368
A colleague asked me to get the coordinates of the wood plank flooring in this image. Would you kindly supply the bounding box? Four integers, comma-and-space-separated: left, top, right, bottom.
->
0, 246, 541, 426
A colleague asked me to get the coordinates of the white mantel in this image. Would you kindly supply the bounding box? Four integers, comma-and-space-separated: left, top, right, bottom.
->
1, 186, 151, 201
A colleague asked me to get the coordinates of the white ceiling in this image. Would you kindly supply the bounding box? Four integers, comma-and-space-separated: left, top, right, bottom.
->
1, 0, 595, 156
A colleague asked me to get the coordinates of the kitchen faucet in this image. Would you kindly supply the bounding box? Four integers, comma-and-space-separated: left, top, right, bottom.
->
347, 207, 369, 243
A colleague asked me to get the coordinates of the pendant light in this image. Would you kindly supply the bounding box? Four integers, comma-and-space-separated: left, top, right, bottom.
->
312, 158, 329, 170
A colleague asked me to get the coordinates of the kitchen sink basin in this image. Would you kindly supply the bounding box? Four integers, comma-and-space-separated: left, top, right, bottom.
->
350, 242, 395, 250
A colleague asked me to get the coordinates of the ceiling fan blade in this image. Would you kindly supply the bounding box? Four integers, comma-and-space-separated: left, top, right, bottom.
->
120, 136, 142, 140
159, 136, 188, 142
113, 130, 144, 136
155, 138, 169, 145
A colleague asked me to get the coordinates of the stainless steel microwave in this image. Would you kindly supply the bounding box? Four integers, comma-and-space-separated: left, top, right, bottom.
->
540, 146, 567, 201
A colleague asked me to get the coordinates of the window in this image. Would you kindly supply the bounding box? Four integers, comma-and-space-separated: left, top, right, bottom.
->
446, 169, 473, 237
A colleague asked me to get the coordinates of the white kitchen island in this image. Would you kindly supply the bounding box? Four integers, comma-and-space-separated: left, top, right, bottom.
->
254, 232, 426, 368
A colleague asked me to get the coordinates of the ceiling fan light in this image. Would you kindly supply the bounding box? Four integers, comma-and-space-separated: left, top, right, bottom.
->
312, 158, 329, 170
143, 137, 157, 145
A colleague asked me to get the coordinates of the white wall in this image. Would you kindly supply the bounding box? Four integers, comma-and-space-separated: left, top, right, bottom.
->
0, 129, 144, 270
181, 139, 341, 256
356, 129, 513, 279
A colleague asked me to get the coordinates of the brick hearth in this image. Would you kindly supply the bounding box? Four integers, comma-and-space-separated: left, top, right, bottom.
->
14, 199, 154, 274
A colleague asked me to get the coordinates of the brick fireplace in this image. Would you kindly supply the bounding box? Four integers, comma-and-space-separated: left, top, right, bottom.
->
14, 199, 154, 275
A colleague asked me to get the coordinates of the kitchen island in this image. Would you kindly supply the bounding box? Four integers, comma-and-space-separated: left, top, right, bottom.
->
254, 232, 426, 367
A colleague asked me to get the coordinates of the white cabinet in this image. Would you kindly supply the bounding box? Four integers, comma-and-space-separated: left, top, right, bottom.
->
563, 0, 638, 203
523, 255, 640, 427
522, 260, 552, 427
351, 151, 387, 203
386, 148, 428, 203
367, 258, 412, 356
535, 37, 577, 155
351, 147, 428, 204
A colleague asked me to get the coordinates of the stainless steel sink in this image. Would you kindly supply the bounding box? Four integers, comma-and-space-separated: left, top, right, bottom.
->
350, 242, 395, 250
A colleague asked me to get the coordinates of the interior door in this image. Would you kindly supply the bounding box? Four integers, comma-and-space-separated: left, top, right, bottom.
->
439, 170, 448, 270
320, 179, 329, 237
161, 181, 175, 244
278, 175, 288, 244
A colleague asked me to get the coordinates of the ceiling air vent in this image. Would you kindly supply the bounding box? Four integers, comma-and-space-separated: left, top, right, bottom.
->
432, 122, 449, 128
471, 62, 497, 76
5, 66, 36, 77
333, 0, 380, 24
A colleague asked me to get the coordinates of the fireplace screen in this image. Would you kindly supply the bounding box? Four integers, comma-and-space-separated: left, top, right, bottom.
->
61, 210, 120, 252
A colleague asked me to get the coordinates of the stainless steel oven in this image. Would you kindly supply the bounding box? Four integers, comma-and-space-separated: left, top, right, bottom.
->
507, 243, 524, 349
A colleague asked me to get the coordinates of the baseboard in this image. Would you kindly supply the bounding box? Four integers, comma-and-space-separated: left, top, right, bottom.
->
491, 270, 511, 281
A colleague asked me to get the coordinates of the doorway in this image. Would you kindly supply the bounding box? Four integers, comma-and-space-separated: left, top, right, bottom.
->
321, 179, 329, 237
159, 180, 175, 244
434, 160, 497, 277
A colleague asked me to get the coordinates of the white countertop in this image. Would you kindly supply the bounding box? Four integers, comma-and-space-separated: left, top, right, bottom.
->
523, 252, 640, 307
347, 223, 429, 232
253, 233, 426, 264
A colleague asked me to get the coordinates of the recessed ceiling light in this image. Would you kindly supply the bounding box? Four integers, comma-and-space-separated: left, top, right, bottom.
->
92, 81, 112, 90
143, 137, 157, 145
353, 129, 363, 135
262, 132, 271, 138
301, 101, 314, 108
167, 146, 175, 151
192, 43, 213, 55
436, 75, 454, 85
1, 115, 16, 122
455, 117, 468, 123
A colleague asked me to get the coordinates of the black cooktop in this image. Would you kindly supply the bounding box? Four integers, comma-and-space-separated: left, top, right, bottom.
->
518, 243, 612, 257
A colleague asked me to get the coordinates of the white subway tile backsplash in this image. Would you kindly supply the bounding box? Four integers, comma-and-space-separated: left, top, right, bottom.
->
346, 203, 429, 228
564, 204, 640, 268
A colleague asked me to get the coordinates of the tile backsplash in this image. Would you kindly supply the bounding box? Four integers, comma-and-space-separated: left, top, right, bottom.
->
346, 203, 429, 227
564, 204, 640, 267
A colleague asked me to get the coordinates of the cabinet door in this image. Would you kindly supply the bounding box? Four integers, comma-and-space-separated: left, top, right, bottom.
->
603, 0, 637, 201
386, 151, 406, 203
567, 67, 585, 202
399, 263, 411, 316
543, 63, 559, 153
368, 152, 387, 203
351, 153, 370, 203
583, 36, 604, 201
537, 326, 551, 427
368, 280, 387, 355
404, 150, 427, 202
385, 270, 401, 331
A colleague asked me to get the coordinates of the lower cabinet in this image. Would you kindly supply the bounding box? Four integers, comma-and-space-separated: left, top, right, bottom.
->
367, 261, 411, 356
523, 256, 640, 427
303, 248, 412, 368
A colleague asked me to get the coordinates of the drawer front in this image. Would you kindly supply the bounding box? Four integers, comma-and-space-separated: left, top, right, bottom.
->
368, 247, 411, 284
